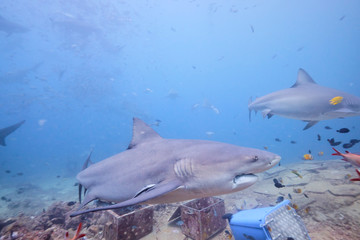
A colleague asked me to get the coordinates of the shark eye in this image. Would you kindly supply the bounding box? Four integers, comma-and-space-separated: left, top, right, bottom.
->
251, 156, 259, 162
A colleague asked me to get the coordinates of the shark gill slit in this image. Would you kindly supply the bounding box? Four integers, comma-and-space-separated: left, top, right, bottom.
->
174, 158, 194, 179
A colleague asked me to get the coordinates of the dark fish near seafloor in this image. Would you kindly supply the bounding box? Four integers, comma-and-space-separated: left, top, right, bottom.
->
343, 143, 354, 149
337, 128, 350, 133
273, 178, 285, 188
350, 139, 360, 144
327, 138, 341, 146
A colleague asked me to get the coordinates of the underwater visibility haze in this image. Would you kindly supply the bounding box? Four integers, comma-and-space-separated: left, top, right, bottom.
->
1, 0, 360, 239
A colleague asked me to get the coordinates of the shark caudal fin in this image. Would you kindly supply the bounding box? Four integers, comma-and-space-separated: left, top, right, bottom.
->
248, 97, 253, 122
0, 120, 25, 146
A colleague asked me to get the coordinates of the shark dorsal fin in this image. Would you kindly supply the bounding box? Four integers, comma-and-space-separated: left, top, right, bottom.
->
128, 118, 162, 149
291, 68, 317, 88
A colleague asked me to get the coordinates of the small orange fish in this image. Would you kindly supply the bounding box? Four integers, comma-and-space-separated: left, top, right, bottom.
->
329, 96, 343, 105
293, 188, 302, 193
304, 207, 310, 214
318, 151, 324, 156
302, 154, 313, 160
66, 222, 86, 240
345, 173, 352, 180
292, 203, 299, 210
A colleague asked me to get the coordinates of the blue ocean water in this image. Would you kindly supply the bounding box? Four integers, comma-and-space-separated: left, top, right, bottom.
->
1, 0, 360, 185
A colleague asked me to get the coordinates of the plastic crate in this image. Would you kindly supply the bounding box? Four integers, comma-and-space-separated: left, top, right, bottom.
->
103, 205, 154, 240
229, 200, 311, 240
180, 197, 227, 240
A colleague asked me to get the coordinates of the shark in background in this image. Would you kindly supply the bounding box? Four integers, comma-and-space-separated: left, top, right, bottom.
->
70, 118, 280, 217
0, 120, 25, 146
0, 15, 28, 36
248, 68, 360, 130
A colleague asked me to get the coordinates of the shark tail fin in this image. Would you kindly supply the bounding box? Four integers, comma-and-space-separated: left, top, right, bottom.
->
248, 97, 253, 122
78, 150, 93, 203
0, 120, 25, 146
0, 138, 5, 146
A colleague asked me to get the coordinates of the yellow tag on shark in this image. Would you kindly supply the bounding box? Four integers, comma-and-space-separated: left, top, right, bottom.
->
329, 96, 343, 105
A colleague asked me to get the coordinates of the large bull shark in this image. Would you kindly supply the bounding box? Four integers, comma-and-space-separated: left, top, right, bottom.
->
248, 68, 360, 130
0, 120, 25, 146
70, 118, 280, 217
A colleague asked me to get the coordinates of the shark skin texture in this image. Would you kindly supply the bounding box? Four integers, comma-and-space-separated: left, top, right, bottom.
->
248, 68, 360, 130
70, 118, 280, 217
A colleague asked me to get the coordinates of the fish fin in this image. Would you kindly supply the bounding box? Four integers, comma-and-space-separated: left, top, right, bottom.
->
70, 179, 182, 217
350, 178, 360, 181
331, 148, 342, 156
82, 150, 93, 170
78, 150, 93, 203
72, 192, 97, 217
303, 121, 318, 130
248, 97, 253, 122
0, 138, 5, 146
78, 184, 82, 204
291, 68, 317, 88
350, 169, 360, 181
267, 113, 274, 119
128, 118, 162, 149
0, 120, 25, 146
261, 109, 272, 118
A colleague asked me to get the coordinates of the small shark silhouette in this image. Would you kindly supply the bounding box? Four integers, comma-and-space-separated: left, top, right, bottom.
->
0, 120, 25, 146
0, 15, 28, 36
248, 68, 360, 130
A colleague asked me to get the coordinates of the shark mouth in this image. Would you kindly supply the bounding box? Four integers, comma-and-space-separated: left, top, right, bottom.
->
233, 173, 257, 184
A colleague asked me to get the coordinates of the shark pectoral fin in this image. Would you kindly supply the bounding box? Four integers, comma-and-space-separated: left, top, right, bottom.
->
71, 192, 97, 217
70, 179, 182, 217
261, 109, 272, 118
303, 121, 319, 130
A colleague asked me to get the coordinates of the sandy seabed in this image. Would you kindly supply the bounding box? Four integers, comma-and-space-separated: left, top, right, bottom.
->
1, 159, 359, 240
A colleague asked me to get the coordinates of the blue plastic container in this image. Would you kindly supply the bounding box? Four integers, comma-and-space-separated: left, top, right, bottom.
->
228, 200, 311, 240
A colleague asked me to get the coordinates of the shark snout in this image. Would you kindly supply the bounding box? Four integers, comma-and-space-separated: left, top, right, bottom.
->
270, 155, 281, 166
